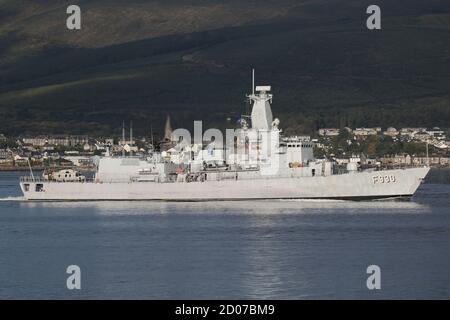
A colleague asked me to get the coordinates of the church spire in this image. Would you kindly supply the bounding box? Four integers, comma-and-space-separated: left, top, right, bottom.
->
164, 115, 173, 141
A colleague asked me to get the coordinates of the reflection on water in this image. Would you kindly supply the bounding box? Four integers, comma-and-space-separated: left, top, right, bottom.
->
0, 170, 449, 299
18, 198, 431, 216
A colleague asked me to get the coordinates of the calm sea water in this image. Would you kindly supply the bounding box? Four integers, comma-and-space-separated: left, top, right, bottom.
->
0, 169, 449, 299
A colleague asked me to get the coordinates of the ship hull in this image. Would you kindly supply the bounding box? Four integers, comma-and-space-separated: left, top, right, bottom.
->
20, 167, 429, 201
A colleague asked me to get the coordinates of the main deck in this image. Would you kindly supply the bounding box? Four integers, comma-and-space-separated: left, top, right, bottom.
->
19, 167, 429, 201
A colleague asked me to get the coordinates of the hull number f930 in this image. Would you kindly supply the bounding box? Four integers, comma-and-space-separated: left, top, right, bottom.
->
373, 175, 396, 184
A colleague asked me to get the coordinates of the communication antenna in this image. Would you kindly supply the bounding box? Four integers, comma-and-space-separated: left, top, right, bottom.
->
130, 120, 133, 157
243, 68, 256, 117
252, 68, 255, 96
150, 124, 154, 147
27, 158, 35, 181
122, 121, 125, 158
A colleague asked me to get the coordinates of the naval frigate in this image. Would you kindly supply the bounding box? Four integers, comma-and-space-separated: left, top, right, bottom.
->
19, 83, 429, 201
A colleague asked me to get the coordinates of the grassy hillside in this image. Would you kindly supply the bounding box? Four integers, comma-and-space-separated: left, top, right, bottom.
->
0, 0, 449, 136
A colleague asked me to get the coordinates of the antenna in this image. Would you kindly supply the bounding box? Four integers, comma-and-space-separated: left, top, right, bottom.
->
426, 140, 429, 167
130, 120, 133, 157
252, 68, 255, 96
27, 158, 35, 181
150, 124, 154, 147
122, 121, 125, 158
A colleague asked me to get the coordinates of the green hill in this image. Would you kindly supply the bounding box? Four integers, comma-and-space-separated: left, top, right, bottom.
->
0, 0, 449, 136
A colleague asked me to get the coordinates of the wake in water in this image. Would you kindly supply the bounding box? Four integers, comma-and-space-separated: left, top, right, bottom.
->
0, 196, 26, 201
277, 199, 346, 202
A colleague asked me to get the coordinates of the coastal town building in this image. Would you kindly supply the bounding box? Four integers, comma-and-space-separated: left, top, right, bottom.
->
353, 127, 381, 136
1, 122, 449, 172
0, 149, 13, 165
378, 155, 450, 167
318, 128, 340, 136
379, 154, 412, 166
0, 149, 12, 159
22, 135, 89, 147
383, 127, 399, 137
433, 141, 449, 149
64, 156, 94, 167
334, 157, 361, 165
412, 156, 449, 166
414, 132, 431, 141
13, 155, 30, 166
399, 128, 427, 139
426, 128, 446, 139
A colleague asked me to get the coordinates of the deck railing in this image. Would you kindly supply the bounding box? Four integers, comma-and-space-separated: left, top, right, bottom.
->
20, 176, 95, 183
19, 164, 428, 183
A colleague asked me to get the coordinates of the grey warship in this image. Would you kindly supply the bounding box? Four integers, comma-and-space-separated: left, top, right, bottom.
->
19, 82, 429, 201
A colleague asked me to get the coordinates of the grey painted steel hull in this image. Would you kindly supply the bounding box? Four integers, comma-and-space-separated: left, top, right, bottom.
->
20, 167, 429, 201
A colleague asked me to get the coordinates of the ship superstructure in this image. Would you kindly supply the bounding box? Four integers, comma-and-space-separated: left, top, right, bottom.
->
19, 80, 429, 201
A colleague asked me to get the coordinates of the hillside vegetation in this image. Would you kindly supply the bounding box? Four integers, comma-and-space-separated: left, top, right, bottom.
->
0, 0, 449, 136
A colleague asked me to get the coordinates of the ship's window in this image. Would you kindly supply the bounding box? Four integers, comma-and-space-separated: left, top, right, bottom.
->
24, 184, 30, 191
36, 184, 44, 192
